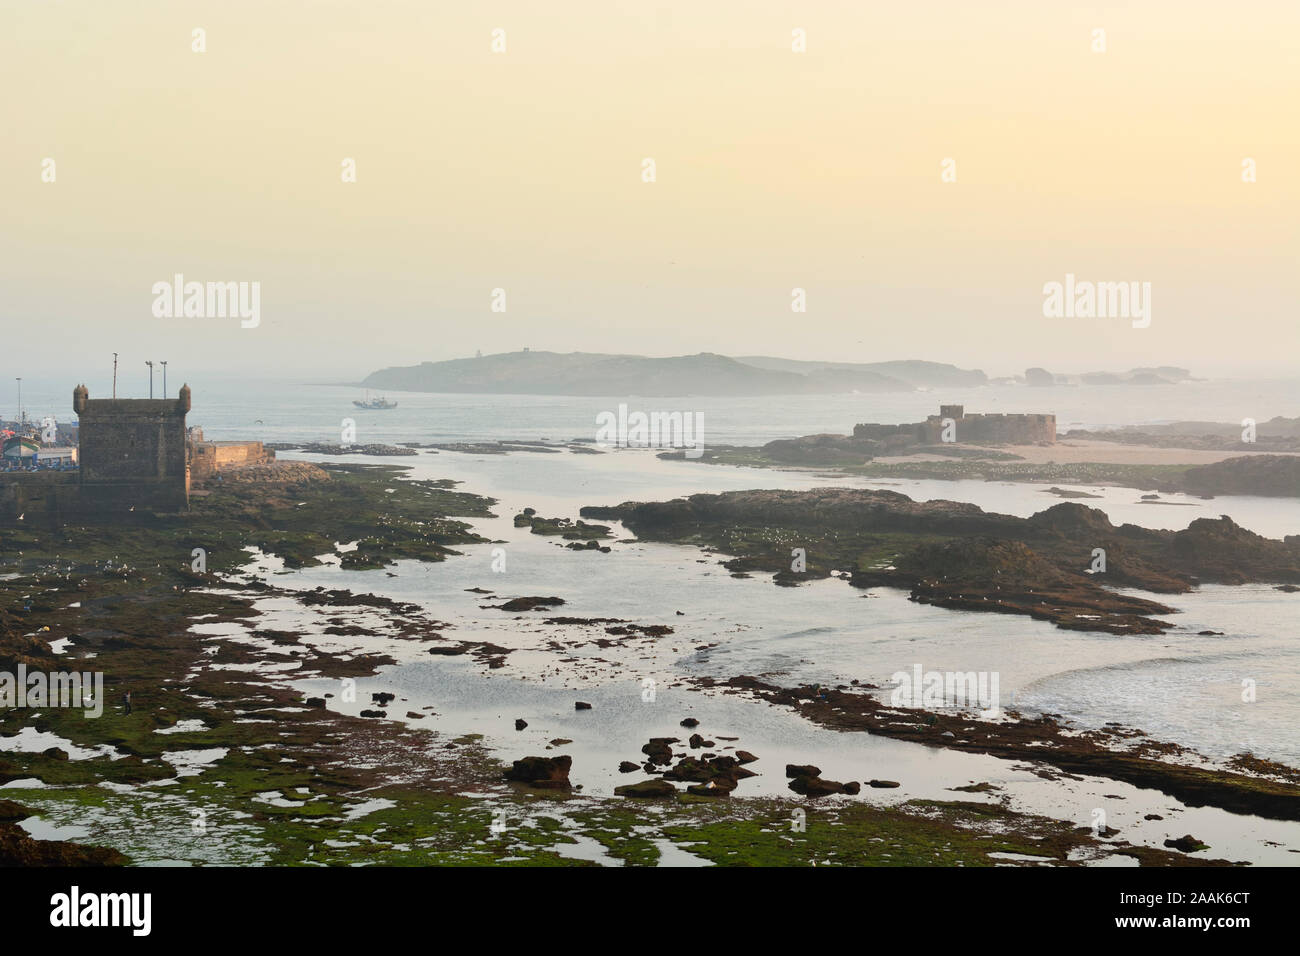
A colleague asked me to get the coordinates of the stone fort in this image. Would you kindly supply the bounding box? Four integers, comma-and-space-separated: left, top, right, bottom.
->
74, 383, 192, 511
854, 405, 1056, 445
1, 385, 272, 522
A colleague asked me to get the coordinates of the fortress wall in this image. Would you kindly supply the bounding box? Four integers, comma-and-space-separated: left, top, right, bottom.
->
857, 407, 1056, 447
71, 384, 191, 512
189, 441, 273, 479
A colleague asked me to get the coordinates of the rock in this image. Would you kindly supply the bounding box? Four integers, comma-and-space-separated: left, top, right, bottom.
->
41, 747, 69, 761
504, 755, 572, 790
1163, 834, 1208, 853
662, 758, 715, 783
618, 761, 640, 773
515, 718, 528, 730
868, 779, 900, 788
427, 645, 467, 655
574, 701, 592, 710
371, 692, 395, 705
788, 775, 850, 797
686, 779, 735, 797
359, 709, 386, 718
549, 738, 572, 746
405, 711, 423, 719
786, 764, 821, 779
735, 750, 758, 764
842, 781, 861, 795
680, 717, 700, 728
305, 697, 327, 709
497, 596, 566, 612
641, 737, 679, 765
614, 779, 677, 798
688, 733, 704, 748
1144, 814, 1164, 821
0, 800, 32, 822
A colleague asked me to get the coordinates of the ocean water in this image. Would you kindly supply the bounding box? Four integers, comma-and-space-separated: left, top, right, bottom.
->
12, 375, 1300, 447
270, 446, 1300, 769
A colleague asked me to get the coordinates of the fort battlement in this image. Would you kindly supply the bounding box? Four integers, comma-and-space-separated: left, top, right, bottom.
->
3, 384, 278, 523
73, 383, 191, 511
854, 405, 1056, 446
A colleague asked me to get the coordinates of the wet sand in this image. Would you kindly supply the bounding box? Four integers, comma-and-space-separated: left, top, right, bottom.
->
887, 439, 1300, 467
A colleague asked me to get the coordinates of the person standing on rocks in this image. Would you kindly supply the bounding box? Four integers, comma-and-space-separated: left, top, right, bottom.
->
122, 690, 132, 715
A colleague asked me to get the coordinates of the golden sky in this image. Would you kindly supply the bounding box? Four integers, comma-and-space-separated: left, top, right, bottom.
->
3, 0, 1297, 378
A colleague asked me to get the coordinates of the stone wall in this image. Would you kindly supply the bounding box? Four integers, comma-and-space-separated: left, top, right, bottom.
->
0, 472, 82, 525
189, 440, 274, 479
72, 384, 191, 512
854, 406, 1056, 446
921, 412, 1056, 444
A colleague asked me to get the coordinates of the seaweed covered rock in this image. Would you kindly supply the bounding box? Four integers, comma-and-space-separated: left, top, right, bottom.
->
504, 755, 572, 789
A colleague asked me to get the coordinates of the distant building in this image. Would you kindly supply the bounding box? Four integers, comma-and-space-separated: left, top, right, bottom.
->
854, 405, 1056, 445
36, 446, 78, 465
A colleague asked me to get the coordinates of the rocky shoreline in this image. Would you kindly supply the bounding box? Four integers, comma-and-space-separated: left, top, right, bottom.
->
1, 463, 1293, 866
582, 488, 1300, 634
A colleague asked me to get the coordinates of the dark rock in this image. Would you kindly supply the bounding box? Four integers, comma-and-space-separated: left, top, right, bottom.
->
574, 701, 592, 710
305, 697, 327, 708
615, 779, 677, 798
680, 717, 700, 728
359, 709, 386, 718
786, 764, 821, 778
504, 755, 572, 790
868, 779, 901, 788
788, 775, 849, 797
497, 596, 566, 612
1163, 834, 1208, 853
686, 779, 735, 797
618, 761, 640, 773
515, 718, 527, 730
641, 737, 678, 765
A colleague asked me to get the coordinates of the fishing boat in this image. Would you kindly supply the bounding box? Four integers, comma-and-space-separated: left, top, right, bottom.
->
353, 391, 398, 410
1, 434, 39, 460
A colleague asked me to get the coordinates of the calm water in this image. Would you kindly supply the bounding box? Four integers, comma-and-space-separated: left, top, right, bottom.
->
12, 375, 1300, 447
271, 446, 1300, 768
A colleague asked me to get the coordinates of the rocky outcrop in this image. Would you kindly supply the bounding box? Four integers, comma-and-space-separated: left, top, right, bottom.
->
1177, 455, 1300, 498
614, 780, 677, 798
503, 755, 572, 789
583, 489, 1300, 634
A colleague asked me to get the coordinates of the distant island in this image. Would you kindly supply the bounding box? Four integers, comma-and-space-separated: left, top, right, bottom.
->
361, 351, 1205, 397
1022, 366, 1193, 387
360, 351, 987, 397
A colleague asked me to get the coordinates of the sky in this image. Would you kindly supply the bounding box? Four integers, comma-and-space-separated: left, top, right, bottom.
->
2, 0, 1297, 385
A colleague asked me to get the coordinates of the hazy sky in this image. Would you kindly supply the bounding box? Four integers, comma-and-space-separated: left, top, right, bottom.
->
3, 0, 1297, 384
